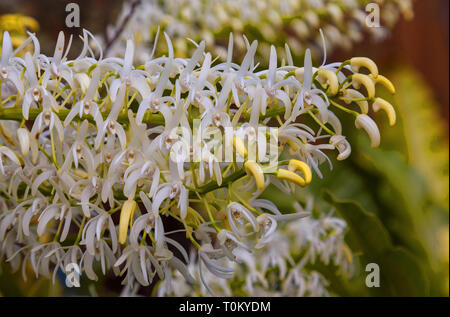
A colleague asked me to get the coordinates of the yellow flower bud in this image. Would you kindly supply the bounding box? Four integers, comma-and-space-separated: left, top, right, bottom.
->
287, 139, 298, 152
277, 169, 306, 187
350, 57, 378, 77
369, 74, 396, 94
233, 136, 247, 157
372, 97, 396, 126
119, 200, 137, 244
11, 35, 27, 48
352, 73, 375, 99
317, 69, 339, 95
244, 161, 265, 191
288, 159, 312, 184
19, 16, 39, 31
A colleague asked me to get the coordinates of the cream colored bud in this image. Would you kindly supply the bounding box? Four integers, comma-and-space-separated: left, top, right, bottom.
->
304, 11, 319, 28
372, 98, 396, 126
291, 19, 309, 39
369, 74, 396, 94
327, 3, 344, 24
341, 89, 369, 114
17, 128, 30, 157
327, 110, 343, 135
317, 69, 339, 95
352, 73, 376, 99
355, 114, 380, 148
350, 57, 379, 77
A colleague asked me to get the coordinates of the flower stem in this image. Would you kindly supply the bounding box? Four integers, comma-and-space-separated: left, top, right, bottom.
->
307, 110, 336, 136
74, 216, 87, 245
196, 191, 220, 232
329, 99, 360, 117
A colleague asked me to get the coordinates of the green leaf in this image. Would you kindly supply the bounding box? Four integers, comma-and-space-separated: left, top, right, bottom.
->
324, 190, 391, 258
353, 140, 430, 259
378, 68, 449, 208
324, 190, 430, 296
306, 259, 368, 297
377, 247, 429, 296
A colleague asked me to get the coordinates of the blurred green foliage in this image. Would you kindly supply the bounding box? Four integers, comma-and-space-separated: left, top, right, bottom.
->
292, 67, 449, 296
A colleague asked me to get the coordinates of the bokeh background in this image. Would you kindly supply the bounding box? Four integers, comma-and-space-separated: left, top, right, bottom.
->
0, 0, 448, 296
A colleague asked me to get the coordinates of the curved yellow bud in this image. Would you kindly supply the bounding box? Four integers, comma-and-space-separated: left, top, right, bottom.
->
277, 169, 306, 187
288, 159, 312, 184
11, 36, 26, 48
19, 16, 39, 31
372, 97, 396, 126
369, 74, 396, 94
119, 200, 137, 244
0, 14, 39, 32
350, 57, 378, 77
317, 69, 339, 95
352, 73, 375, 99
233, 136, 247, 157
244, 161, 265, 191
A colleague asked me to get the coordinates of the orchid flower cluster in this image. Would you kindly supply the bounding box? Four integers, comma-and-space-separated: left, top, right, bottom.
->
0, 28, 396, 294
156, 199, 353, 297
103, 0, 413, 62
